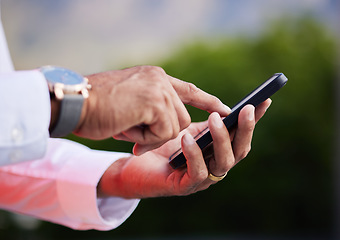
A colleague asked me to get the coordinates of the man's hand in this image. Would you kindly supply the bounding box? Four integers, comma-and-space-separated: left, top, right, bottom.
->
73, 66, 231, 155
97, 100, 271, 199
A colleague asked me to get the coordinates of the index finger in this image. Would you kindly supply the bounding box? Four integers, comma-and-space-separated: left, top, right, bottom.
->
169, 76, 231, 116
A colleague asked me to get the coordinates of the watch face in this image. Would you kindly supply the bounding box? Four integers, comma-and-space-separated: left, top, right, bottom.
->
41, 66, 84, 85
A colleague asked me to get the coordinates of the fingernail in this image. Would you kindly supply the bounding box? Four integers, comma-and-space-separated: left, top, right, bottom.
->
132, 144, 143, 156
212, 112, 224, 128
265, 99, 272, 111
224, 104, 232, 114
183, 133, 195, 146
248, 106, 255, 121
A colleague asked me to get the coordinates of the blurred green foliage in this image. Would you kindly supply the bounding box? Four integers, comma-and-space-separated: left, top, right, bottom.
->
134, 16, 336, 237
1, 16, 337, 239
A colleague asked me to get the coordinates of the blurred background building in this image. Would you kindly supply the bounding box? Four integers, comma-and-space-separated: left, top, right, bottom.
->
1, 0, 339, 239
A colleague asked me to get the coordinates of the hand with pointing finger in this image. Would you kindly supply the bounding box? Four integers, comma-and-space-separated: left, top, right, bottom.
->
73, 65, 231, 154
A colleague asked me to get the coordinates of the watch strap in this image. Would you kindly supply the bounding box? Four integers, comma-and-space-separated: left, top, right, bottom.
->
50, 94, 84, 138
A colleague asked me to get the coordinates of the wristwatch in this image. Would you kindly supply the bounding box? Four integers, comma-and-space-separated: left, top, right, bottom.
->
40, 66, 91, 137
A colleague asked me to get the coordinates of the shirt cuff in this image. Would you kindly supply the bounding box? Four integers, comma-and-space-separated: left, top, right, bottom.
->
0, 70, 50, 165
56, 140, 139, 230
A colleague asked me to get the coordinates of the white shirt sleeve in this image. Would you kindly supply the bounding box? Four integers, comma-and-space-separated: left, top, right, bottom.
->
0, 138, 140, 230
0, 70, 50, 166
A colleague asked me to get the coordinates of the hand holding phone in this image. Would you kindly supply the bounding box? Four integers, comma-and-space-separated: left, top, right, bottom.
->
169, 73, 288, 169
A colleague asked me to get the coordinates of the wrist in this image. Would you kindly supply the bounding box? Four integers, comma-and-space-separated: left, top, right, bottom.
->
73, 94, 88, 133
97, 157, 131, 198
40, 66, 91, 137
72, 74, 94, 135
49, 96, 61, 132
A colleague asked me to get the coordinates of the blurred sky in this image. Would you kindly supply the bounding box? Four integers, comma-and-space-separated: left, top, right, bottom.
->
1, 0, 338, 74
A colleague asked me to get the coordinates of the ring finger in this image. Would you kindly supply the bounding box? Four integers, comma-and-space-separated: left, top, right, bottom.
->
206, 112, 235, 183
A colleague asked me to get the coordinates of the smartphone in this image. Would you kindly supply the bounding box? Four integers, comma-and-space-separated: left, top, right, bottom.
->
169, 73, 288, 169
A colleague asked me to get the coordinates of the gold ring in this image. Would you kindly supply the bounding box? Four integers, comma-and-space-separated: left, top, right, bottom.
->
208, 172, 227, 182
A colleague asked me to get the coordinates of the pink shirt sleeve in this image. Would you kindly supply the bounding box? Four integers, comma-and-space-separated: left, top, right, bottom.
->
0, 138, 139, 230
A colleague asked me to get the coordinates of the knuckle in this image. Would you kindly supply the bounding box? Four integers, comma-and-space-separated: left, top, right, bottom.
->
171, 124, 180, 140
151, 66, 166, 74
154, 119, 174, 140
219, 164, 231, 174
210, 95, 222, 107
211, 160, 231, 175
176, 103, 191, 131
133, 66, 168, 87
140, 65, 166, 78
182, 112, 191, 129
187, 82, 199, 95
182, 83, 200, 104
238, 145, 251, 160
163, 127, 174, 140
191, 169, 208, 184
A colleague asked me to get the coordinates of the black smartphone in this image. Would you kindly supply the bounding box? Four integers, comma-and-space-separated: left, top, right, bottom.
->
169, 73, 288, 169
